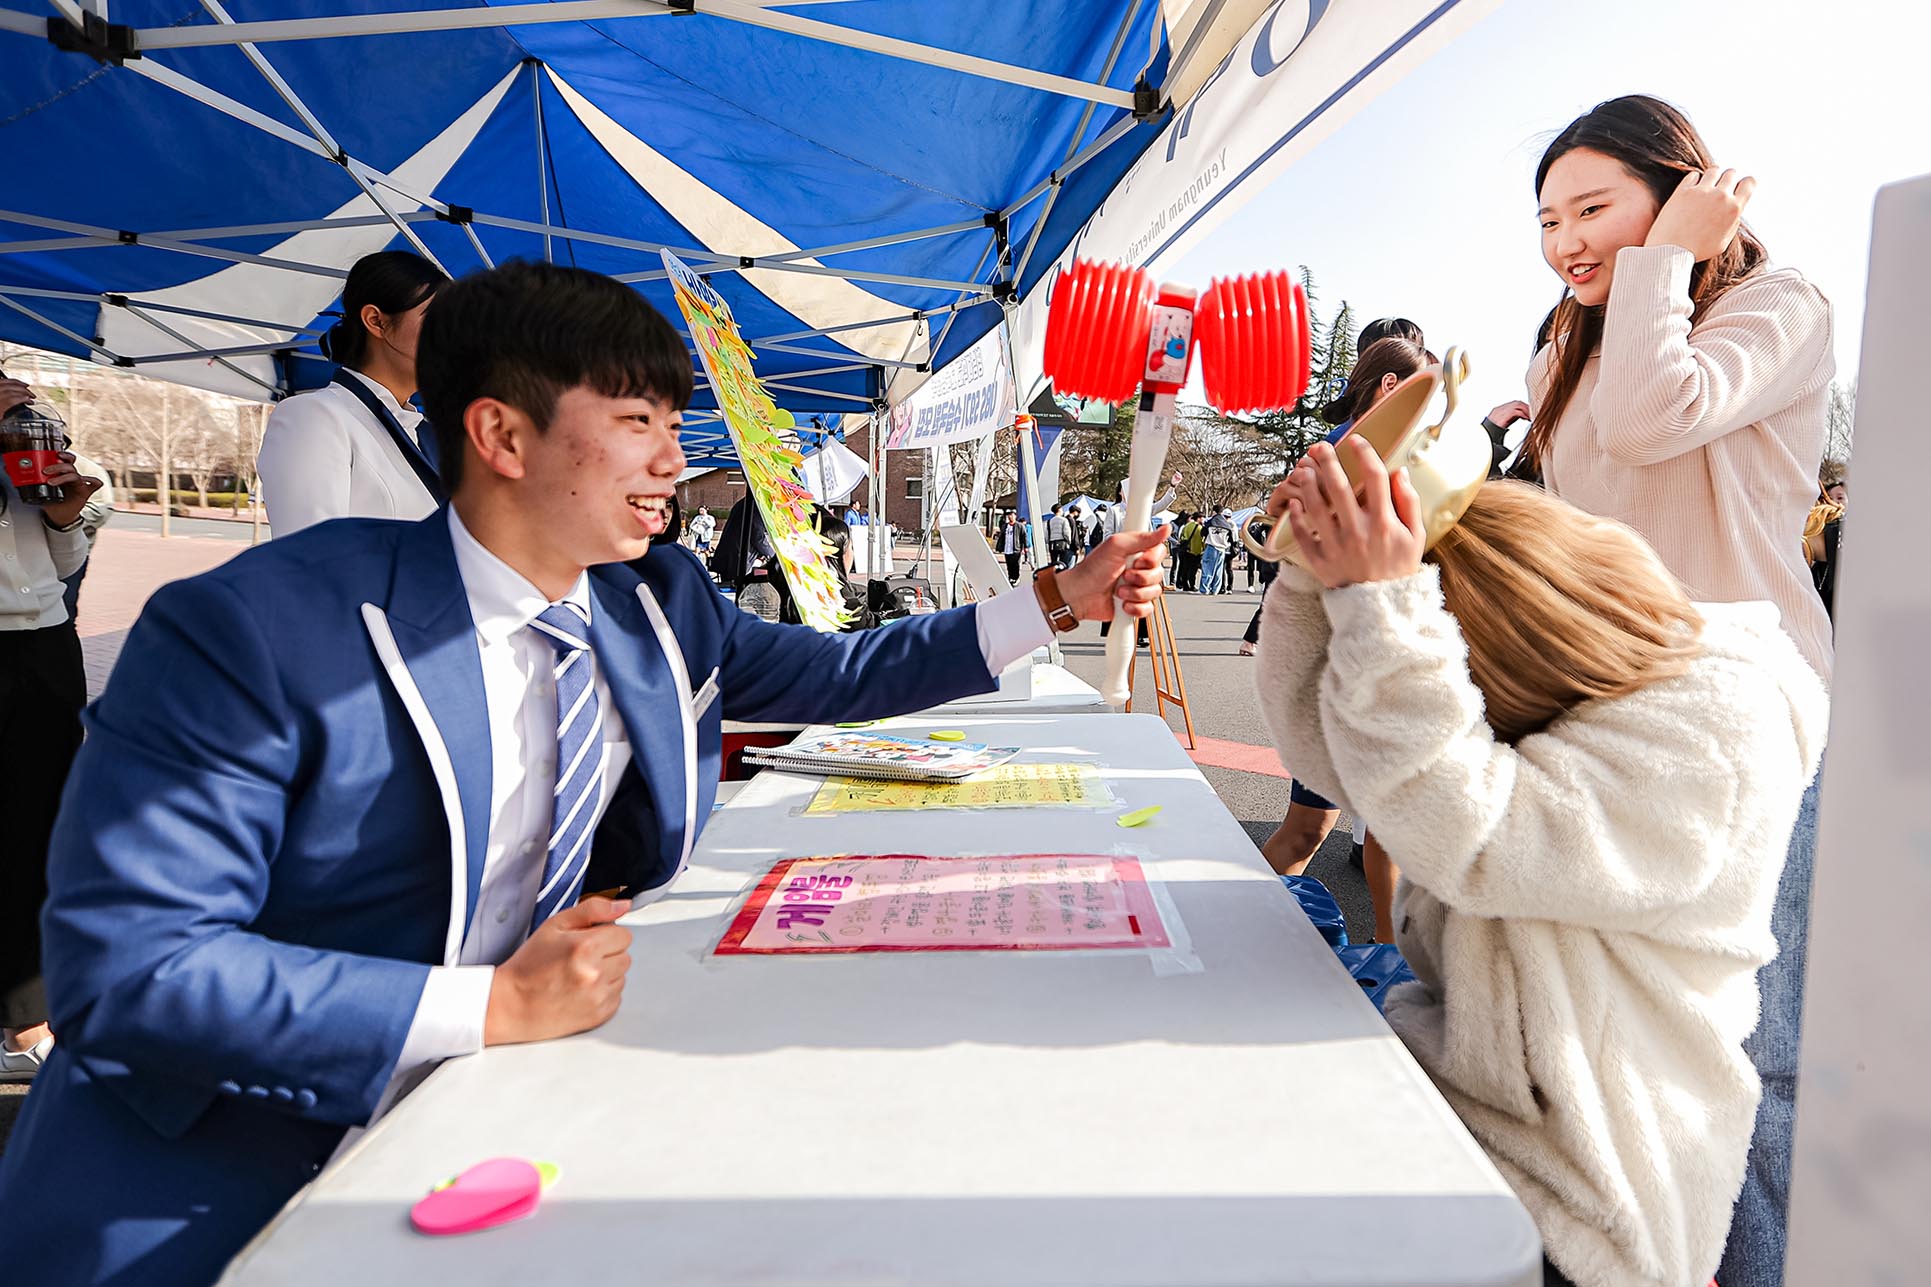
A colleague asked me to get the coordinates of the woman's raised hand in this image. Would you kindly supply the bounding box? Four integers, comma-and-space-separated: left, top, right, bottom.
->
1486, 400, 1532, 429
1645, 167, 1756, 263
1281, 439, 1425, 590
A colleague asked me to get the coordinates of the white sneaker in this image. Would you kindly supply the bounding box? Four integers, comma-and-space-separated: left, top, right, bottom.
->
0, 1035, 52, 1082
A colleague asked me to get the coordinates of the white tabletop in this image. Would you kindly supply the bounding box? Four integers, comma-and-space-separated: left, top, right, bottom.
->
924, 659, 1105, 715
725, 661, 1105, 735
224, 713, 1538, 1286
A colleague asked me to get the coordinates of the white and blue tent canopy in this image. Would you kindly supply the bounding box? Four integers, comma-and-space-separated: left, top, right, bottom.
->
0, 1, 1273, 467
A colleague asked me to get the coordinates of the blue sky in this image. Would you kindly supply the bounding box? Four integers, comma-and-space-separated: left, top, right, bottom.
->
1165, 0, 1931, 426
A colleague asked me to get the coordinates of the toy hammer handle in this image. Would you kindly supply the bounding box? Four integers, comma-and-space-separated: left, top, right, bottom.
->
1102, 389, 1176, 708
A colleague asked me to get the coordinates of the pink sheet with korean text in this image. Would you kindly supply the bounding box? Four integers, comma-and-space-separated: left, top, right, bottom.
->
714, 854, 1171, 955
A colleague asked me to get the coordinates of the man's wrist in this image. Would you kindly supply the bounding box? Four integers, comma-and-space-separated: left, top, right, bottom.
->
1032, 566, 1081, 632
42, 509, 85, 532
482, 969, 523, 1046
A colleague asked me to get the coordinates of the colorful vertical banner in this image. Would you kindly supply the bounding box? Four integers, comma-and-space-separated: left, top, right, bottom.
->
661, 251, 850, 631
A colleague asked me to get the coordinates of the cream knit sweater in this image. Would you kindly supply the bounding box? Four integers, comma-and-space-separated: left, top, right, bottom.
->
1256, 565, 1827, 1287
1529, 245, 1835, 682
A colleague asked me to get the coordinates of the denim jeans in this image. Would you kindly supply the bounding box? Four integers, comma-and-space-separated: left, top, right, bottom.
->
60, 556, 88, 624
1198, 545, 1226, 594
1719, 770, 1821, 1287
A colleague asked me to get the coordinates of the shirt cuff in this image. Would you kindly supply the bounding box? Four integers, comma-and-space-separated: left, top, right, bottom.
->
392, 964, 494, 1078
974, 579, 1054, 675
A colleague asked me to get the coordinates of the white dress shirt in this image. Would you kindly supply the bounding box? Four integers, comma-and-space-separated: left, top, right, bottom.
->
380, 514, 1055, 1100
256, 368, 438, 535
0, 480, 88, 630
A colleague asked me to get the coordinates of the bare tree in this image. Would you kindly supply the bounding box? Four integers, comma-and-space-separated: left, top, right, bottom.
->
236, 401, 269, 515
0, 343, 274, 533
940, 440, 983, 525
1822, 379, 1854, 482
174, 385, 243, 508
1168, 407, 1272, 512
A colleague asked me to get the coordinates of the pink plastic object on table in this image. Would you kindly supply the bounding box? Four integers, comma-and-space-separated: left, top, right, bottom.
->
409, 1157, 545, 1236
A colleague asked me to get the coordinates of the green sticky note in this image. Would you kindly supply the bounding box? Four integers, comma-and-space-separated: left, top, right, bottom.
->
928, 730, 966, 742
435, 1159, 557, 1192
1116, 806, 1163, 828
835, 720, 877, 729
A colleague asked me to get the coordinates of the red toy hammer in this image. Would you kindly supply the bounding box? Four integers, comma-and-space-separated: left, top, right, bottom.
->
1043, 259, 1310, 705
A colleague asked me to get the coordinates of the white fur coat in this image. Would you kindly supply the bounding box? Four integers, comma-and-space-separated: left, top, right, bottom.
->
1255, 564, 1826, 1287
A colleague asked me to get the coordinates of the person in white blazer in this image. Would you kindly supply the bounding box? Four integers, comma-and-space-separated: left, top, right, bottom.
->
257, 251, 449, 534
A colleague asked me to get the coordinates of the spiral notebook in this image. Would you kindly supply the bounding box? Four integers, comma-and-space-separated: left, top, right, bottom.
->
741, 731, 1021, 782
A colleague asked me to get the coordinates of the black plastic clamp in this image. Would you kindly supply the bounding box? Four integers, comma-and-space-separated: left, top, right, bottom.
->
47, 12, 139, 66
1131, 77, 1162, 121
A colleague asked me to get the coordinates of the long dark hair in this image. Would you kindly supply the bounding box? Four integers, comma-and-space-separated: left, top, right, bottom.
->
319, 250, 448, 369
1526, 95, 1767, 469
649, 493, 684, 548
1322, 337, 1429, 426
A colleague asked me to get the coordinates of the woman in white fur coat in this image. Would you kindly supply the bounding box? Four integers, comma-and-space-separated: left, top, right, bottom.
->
1255, 438, 1825, 1287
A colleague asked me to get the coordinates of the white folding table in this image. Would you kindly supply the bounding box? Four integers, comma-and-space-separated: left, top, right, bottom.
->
223, 713, 1539, 1286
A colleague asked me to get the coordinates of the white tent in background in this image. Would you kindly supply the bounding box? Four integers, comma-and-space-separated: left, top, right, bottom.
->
795, 437, 870, 504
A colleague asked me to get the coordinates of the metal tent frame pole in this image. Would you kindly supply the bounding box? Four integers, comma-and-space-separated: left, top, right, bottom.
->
123, 301, 280, 398
0, 292, 119, 363
530, 61, 554, 263
1013, 0, 1147, 286
93, 1, 1137, 109
0, 281, 318, 337
1, 2, 1177, 413
195, 0, 452, 274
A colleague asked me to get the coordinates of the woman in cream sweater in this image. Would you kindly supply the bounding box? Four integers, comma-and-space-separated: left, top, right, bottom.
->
1255, 439, 1825, 1286
1523, 96, 1832, 1286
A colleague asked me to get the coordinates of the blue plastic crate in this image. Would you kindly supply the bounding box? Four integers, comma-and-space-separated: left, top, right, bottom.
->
1335, 942, 1416, 1013
1278, 874, 1349, 948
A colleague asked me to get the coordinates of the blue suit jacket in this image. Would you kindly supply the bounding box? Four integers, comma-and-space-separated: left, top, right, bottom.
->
0, 510, 994, 1285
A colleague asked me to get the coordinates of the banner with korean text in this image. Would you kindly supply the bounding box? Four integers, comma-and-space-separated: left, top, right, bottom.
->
884, 324, 1017, 452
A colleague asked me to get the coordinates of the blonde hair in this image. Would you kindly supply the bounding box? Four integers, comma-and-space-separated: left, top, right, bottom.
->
1426, 482, 1704, 744
1803, 494, 1844, 544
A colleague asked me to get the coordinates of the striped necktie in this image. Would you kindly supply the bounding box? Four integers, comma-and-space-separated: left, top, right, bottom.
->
528, 602, 604, 933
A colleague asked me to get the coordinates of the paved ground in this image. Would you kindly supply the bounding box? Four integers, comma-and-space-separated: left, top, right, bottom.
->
71, 526, 258, 697
110, 511, 268, 542
5, 540, 1354, 1149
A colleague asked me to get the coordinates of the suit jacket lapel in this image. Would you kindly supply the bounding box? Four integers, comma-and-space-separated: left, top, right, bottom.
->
589, 569, 698, 887
362, 512, 493, 960
331, 368, 446, 502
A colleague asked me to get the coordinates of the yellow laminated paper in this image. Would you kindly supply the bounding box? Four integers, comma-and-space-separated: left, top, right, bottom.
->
803, 763, 1111, 814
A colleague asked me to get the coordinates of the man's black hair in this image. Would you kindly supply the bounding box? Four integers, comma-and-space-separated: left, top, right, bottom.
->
418, 259, 694, 490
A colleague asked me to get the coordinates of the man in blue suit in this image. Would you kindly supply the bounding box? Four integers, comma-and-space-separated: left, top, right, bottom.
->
0, 261, 1167, 1284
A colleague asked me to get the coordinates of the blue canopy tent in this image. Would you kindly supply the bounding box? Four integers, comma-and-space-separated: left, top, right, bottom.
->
0, 0, 1255, 467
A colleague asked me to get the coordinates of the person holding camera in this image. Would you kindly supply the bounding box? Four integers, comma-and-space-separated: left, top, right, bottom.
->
0, 372, 104, 1082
